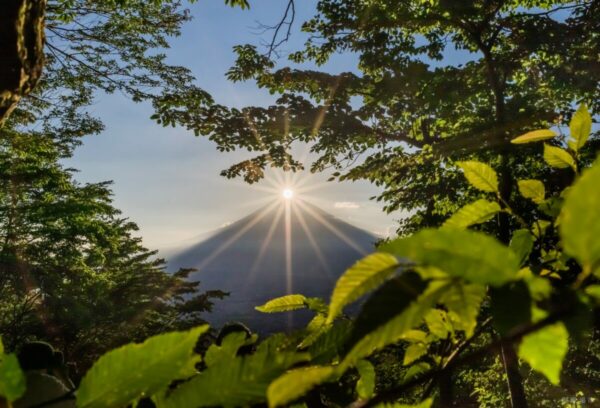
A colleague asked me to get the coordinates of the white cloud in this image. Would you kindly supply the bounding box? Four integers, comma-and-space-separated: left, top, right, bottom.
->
334, 201, 361, 209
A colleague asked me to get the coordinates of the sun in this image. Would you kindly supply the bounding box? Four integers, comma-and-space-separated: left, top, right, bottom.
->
282, 188, 294, 200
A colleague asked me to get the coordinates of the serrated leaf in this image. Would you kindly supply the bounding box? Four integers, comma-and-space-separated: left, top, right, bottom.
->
543, 144, 576, 171
442, 199, 501, 229
517, 180, 545, 204
403, 343, 428, 366
77, 325, 208, 408
424, 309, 450, 340
378, 398, 433, 408
518, 310, 568, 385
568, 104, 592, 152
440, 282, 485, 338
340, 281, 449, 371
0, 353, 25, 402
204, 332, 249, 368
327, 253, 399, 323
346, 273, 428, 350
510, 229, 535, 265
380, 229, 520, 286
256, 295, 307, 313
403, 363, 431, 382
560, 158, 600, 271
457, 161, 499, 192
308, 320, 352, 365
355, 360, 376, 399
267, 366, 335, 408
511, 129, 557, 144
161, 340, 309, 408
585, 285, 600, 303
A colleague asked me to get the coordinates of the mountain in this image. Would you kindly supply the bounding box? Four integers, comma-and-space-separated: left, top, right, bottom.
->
169, 200, 377, 333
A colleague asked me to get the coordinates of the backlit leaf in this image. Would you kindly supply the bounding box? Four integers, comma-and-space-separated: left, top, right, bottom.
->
517, 180, 545, 204
256, 295, 308, 313
355, 360, 376, 399
327, 253, 399, 323
424, 309, 451, 340
519, 310, 568, 385
440, 282, 486, 338
161, 339, 309, 408
267, 366, 335, 408
0, 348, 25, 403
340, 281, 449, 371
77, 325, 208, 408
568, 104, 592, 152
510, 229, 535, 265
457, 161, 499, 193
543, 144, 576, 171
380, 229, 520, 286
442, 199, 501, 229
560, 158, 600, 271
403, 343, 427, 366
511, 129, 557, 144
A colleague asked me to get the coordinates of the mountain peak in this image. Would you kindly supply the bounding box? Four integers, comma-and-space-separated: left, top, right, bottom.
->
169, 200, 376, 332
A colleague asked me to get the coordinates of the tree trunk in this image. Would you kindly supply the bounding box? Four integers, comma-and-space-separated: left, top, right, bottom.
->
0, 0, 46, 124
483, 49, 529, 408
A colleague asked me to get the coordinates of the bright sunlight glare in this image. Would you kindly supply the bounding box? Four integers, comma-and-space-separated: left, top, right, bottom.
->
282, 188, 294, 200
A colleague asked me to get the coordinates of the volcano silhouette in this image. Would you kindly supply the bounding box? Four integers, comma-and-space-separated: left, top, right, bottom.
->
169, 200, 376, 332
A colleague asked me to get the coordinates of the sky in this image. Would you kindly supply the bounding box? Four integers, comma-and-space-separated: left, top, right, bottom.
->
64, 1, 401, 255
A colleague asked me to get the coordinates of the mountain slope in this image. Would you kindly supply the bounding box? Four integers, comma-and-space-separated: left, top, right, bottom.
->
169, 200, 376, 332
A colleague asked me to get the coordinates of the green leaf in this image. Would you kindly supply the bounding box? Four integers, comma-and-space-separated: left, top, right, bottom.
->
543, 144, 576, 171
517, 180, 545, 204
403, 343, 428, 366
380, 229, 520, 286
457, 161, 499, 193
347, 273, 428, 350
308, 320, 352, 365
340, 281, 449, 371
518, 310, 568, 385
204, 332, 251, 368
256, 294, 308, 313
424, 309, 451, 340
568, 104, 592, 152
378, 398, 433, 408
160, 339, 309, 408
267, 366, 335, 408
560, 158, 600, 271
511, 129, 557, 144
442, 199, 501, 229
77, 325, 208, 408
585, 285, 600, 303
355, 360, 376, 399
510, 229, 535, 265
0, 353, 26, 403
327, 253, 399, 323
440, 282, 486, 338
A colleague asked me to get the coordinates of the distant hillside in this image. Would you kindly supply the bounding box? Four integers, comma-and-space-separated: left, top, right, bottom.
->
169, 200, 377, 332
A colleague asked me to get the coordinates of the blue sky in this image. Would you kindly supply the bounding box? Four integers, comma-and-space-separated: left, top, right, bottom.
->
65, 1, 400, 254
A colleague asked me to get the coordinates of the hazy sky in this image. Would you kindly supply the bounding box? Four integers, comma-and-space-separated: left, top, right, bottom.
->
65, 1, 402, 255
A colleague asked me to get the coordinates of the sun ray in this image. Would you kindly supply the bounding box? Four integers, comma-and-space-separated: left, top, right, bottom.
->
292, 202, 333, 280
284, 199, 293, 295
297, 199, 368, 256
193, 200, 279, 271
247, 204, 284, 282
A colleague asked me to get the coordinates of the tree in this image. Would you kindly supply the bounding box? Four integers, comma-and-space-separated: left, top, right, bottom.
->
0, 128, 227, 377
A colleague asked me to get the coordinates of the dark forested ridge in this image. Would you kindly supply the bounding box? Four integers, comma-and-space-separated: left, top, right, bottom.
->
170, 201, 376, 332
